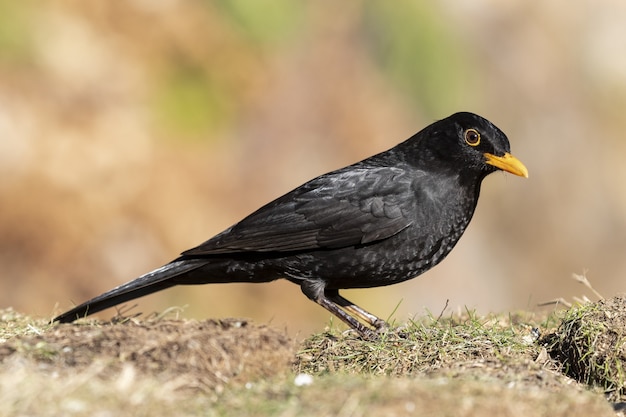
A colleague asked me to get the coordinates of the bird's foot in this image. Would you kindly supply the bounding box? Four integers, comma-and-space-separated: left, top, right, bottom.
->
361, 328, 381, 341
373, 319, 390, 333
347, 323, 380, 340
353, 320, 389, 340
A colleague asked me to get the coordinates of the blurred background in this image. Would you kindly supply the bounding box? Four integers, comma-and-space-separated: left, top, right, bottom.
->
2, 1, 625, 335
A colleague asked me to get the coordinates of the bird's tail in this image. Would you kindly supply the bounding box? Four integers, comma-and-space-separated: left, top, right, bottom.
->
53, 259, 206, 323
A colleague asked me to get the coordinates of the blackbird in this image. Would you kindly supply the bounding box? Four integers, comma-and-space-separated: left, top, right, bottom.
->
53, 112, 528, 337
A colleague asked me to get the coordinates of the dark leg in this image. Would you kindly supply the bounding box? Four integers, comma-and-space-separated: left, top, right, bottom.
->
325, 289, 389, 331
316, 296, 376, 338
300, 280, 378, 338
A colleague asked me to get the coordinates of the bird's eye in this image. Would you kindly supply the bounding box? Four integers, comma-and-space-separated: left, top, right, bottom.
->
464, 129, 481, 146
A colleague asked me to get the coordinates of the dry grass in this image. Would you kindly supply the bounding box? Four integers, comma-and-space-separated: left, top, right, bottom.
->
212, 374, 613, 417
542, 295, 626, 403
297, 311, 540, 374
1, 303, 624, 416
1, 316, 294, 393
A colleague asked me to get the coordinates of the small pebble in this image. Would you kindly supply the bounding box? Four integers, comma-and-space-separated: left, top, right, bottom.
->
294, 373, 314, 387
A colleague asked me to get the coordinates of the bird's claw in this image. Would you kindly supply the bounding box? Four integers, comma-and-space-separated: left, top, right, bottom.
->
373, 319, 390, 333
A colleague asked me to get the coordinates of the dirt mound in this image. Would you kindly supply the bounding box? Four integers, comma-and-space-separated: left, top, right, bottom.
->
295, 312, 579, 394
542, 294, 626, 403
0, 308, 622, 416
0, 317, 295, 392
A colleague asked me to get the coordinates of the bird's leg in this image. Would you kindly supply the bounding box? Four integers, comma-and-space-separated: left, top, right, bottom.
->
300, 281, 376, 338
300, 280, 384, 339
324, 289, 389, 332
317, 296, 376, 338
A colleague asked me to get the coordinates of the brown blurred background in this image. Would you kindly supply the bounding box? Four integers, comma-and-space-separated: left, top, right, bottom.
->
2, 1, 625, 335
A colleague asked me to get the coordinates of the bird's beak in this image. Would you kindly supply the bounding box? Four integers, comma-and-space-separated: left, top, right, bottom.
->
484, 152, 529, 178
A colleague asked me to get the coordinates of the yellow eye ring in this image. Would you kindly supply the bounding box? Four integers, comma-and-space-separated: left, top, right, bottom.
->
464, 128, 481, 146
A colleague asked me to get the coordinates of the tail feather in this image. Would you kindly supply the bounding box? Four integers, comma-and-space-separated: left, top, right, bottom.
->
53, 259, 206, 323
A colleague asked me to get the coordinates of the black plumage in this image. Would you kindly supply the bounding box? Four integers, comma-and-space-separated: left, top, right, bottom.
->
53, 112, 528, 337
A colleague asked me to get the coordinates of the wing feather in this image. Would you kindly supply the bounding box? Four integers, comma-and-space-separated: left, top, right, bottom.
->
182, 166, 416, 255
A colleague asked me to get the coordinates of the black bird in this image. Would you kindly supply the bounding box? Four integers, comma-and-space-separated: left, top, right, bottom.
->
53, 112, 528, 337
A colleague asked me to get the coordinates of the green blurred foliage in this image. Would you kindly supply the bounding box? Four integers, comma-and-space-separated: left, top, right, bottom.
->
150, 2, 477, 139
362, 2, 476, 117
215, 0, 304, 45
0, 1, 35, 63
149, 1, 305, 141
151, 65, 235, 141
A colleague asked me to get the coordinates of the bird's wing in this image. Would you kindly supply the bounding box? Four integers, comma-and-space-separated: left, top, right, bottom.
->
182, 166, 417, 255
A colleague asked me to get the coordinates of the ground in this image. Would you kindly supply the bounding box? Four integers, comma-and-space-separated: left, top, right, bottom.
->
1, 296, 625, 416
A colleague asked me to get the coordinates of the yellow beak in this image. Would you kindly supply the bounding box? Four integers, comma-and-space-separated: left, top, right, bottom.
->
484, 152, 529, 178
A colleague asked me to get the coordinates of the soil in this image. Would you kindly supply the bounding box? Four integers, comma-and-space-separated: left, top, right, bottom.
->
0, 317, 294, 393
2, 296, 626, 416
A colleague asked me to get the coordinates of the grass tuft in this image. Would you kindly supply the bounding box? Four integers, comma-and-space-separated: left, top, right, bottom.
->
0, 308, 52, 342
296, 310, 545, 381
541, 295, 626, 402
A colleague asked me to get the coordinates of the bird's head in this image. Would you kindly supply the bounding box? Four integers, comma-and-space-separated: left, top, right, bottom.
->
416, 112, 528, 179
